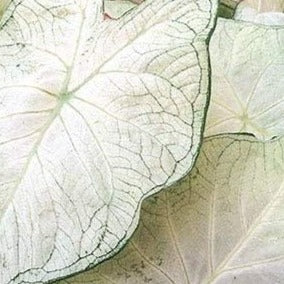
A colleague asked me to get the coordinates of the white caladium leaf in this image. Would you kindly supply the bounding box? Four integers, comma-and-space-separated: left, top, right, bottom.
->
0, 0, 218, 283
206, 18, 284, 140
58, 134, 284, 284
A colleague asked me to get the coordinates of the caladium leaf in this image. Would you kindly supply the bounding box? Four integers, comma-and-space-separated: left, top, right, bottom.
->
58, 134, 284, 284
0, 0, 218, 283
206, 18, 284, 140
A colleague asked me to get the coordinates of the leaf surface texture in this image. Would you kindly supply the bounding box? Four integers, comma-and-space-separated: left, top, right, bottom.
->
206, 19, 284, 140
59, 134, 284, 284
0, 0, 217, 282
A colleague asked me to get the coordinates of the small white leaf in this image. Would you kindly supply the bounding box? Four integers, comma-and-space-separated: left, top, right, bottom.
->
206, 18, 284, 140
0, 0, 218, 283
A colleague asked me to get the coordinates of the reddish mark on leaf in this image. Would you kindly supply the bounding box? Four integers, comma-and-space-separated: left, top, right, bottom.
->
103, 12, 114, 20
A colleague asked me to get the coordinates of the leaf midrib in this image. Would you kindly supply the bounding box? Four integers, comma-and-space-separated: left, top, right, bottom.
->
206, 171, 284, 283
0, 5, 87, 220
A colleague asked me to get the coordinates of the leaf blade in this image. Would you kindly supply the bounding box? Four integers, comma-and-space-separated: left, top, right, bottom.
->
0, 0, 218, 283
58, 134, 284, 284
206, 18, 284, 140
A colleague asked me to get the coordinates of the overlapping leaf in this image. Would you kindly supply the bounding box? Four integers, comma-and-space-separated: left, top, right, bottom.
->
59, 134, 284, 284
0, 0, 218, 283
206, 18, 284, 140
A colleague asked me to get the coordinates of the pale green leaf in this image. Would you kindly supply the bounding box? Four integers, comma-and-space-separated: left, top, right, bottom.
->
105, 0, 137, 19
0, 0, 218, 283
206, 18, 284, 140
58, 134, 284, 284
0, 0, 10, 19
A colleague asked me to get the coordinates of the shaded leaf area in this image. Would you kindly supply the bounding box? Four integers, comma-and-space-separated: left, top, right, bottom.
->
218, 0, 239, 18
0, 0, 218, 283
104, 0, 137, 18
0, 0, 10, 19
206, 18, 284, 140
58, 134, 284, 284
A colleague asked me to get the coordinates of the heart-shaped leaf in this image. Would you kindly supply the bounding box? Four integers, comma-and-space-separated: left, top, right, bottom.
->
206, 18, 284, 140
0, 0, 218, 283
59, 134, 284, 284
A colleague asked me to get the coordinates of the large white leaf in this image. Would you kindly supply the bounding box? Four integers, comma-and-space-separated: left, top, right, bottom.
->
58, 134, 284, 284
0, 0, 218, 283
206, 18, 284, 140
